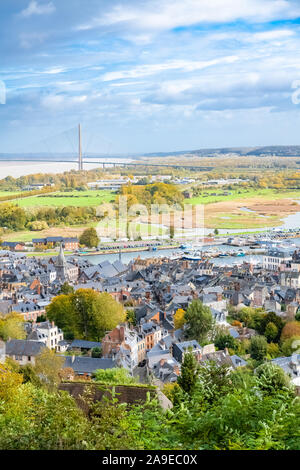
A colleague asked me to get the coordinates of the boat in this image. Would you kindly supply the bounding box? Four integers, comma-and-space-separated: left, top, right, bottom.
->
182, 251, 203, 261
236, 252, 246, 257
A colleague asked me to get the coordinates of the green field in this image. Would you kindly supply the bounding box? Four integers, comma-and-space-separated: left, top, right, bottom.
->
184, 188, 300, 205
0, 191, 24, 198
14, 190, 115, 208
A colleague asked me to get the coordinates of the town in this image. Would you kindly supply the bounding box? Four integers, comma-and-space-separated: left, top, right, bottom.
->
1, 234, 300, 393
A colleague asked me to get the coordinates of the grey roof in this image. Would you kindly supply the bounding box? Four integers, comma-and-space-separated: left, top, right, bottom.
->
63, 356, 115, 374
6, 339, 46, 357
70, 339, 101, 349
175, 340, 201, 353
230, 355, 247, 368
229, 328, 240, 339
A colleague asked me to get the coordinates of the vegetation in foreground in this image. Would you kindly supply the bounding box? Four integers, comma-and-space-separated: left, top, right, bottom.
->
0, 354, 299, 450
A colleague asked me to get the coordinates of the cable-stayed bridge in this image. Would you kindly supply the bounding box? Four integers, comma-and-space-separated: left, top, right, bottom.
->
2, 125, 213, 172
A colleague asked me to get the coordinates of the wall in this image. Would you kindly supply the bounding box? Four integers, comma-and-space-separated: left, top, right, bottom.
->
59, 382, 156, 414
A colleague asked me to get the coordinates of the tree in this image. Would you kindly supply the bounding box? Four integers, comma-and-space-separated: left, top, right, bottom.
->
255, 362, 292, 395
281, 321, 300, 342
0, 203, 26, 230
93, 368, 137, 385
295, 312, 300, 322
281, 336, 300, 356
238, 307, 256, 327
266, 342, 280, 359
169, 224, 175, 240
27, 221, 49, 231
21, 364, 43, 388
126, 309, 136, 326
91, 347, 102, 358
195, 361, 232, 404
59, 282, 74, 295
259, 312, 284, 342
215, 333, 237, 351
79, 227, 100, 248
184, 300, 214, 343
0, 313, 25, 341
34, 348, 64, 392
265, 322, 278, 343
46, 289, 125, 341
174, 308, 186, 330
249, 335, 267, 361
177, 352, 199, 395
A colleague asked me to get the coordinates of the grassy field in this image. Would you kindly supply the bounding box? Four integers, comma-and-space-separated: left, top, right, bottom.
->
3, 187, 300, 241
13, 190, 115, 208
184, 188, 300, 205
0, 191, 22, 198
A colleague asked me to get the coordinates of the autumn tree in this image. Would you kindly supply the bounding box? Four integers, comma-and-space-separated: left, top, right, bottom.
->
34, 348, 64, 392
46, 289, 125, 341
0, 313, 25, 341
264, 322, 278, 343
174, 308, 186, 330
79, 227, 99, 248
281, 321, 300, 342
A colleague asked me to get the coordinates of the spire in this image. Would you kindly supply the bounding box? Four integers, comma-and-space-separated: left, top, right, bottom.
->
55, 243, 68, 282
56, 242, 67, 267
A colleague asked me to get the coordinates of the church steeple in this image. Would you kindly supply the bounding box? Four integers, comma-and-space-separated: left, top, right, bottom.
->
56, 242, 67, 267
55, 242, 68, 282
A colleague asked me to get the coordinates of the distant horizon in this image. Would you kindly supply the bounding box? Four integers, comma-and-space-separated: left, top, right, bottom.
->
1, 143, 300, 160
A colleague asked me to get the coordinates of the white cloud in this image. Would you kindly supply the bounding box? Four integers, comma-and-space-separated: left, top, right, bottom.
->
21, 1, 56, 18
78, 0, 300, 32
101, 56, 238, 81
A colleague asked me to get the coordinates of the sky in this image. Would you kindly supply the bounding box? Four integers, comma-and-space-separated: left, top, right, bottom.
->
1, 0, 300, 154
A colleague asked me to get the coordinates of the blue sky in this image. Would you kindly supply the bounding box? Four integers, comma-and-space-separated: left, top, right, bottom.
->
1, 0, 300, 154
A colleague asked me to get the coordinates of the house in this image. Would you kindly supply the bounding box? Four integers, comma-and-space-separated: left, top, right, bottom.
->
5, 339, 46, 365
272, 355, 300, 392
102, 324, 146, 368
252, 285, 269, 308
281, 272, 300, 289
69, 339, 101, 354
27, 321, 64, 351
1, 242, 25, 252
32, 237, 79, 251
263, 249, 292, 272
172, 340, 202, 363
63, 356, 116, 378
